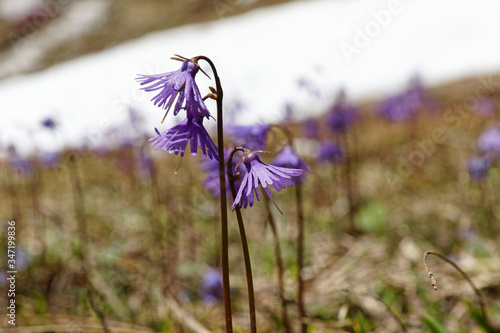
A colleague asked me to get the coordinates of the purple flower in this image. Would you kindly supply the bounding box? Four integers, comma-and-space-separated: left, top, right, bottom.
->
302, 118, 319, 139
8, 146, 33, 176
228, 124, 270, 151
136, 59, 211, 120
467, 156, 491, 182
377, 93, 417, 123
149, 117, 219, 160
200, 269, 223, 306
271, 146, 309, 184
474, 97, 496, 117
41, 117, 57, 130
318, 141, 343, 164
477, 125, 500, 158
231, 150, 304, 211
200, 150, 244, 198
326, 90, 357, 134
377, 76, 432, 123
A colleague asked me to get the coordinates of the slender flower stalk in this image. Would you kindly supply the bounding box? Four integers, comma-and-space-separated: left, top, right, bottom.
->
422, 251, 497, 332
264, 198, 291, 333
228, 147, 257, 333
271, 141, 309, 333
138, 55, 232, 332
195, 55, 233, 333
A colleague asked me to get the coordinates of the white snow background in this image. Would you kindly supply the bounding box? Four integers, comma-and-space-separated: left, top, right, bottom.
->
1, 0, 500, 156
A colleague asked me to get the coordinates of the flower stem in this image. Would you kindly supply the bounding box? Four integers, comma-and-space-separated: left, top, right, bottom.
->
197, 55, 232, 333
296, 183, 308, 333
228, 148, 257, 333
264, 198, 291, 333
423, 251, 496, 331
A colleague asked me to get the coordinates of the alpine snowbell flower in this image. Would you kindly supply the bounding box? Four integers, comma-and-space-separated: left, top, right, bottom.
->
231, 150, 304, 211
149, 117, 219, 160
271, 146, 309, 185
200, 269, 224, 306
136, 57, 211, 122
327, 90, 357, 134
318, 141, 343, 164
477, 125, 500, 158
467, 156, 491, 182
229, 124, 270, 151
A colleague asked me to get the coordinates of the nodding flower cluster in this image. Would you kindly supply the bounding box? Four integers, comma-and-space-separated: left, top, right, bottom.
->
137, 55, 307, 212
137, 55, 219, 161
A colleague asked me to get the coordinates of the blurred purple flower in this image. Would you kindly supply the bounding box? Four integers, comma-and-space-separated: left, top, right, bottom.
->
41, 117, 57, 130
377, 93, 417, 123
149, 117, 219, 160
326, 90, 357, 134
271, 146, 309, 184
302, 118, 319, 139
477, 125, 500, 158
200, 150, 244, 198
231, 150, 304, 211
467, 156, 491, 182
474, 97, 496, 117
228, 124, 270, 151
377, 75, 434, 122
200, 269, 223, 306
8, 146, 33, 176
136, 59, 211, 120
318, 141, 343, 164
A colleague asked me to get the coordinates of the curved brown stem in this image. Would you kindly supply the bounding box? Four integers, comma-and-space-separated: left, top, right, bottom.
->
423, 251, 496, 331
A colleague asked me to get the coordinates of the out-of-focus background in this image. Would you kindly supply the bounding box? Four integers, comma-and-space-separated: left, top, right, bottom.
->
1, 0, 500, 332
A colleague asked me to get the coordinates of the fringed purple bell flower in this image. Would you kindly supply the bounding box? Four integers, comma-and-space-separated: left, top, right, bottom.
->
477, 125, 500, 158
326, 90, 358, 134
467, 156, 491, 182
228, 124, 270, 151
231, 149, 304, 212
200, 269, 223, 306
149, 116, 219, 161
271, 146, 309, 185
318, 141, 343, 164
136, 55, 211, 122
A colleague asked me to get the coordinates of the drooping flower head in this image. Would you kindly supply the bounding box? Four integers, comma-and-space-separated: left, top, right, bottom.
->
136, 55, 211, 122
271, 146, 309, 184
467, 156, 491, 182
477, 124, 500, 158
318, 141, 343, 164
199, 269, 223, 306
149, 116, 219, 160
200, 149, 244, 198
228, 124, 270, 151
231, 149, 304, 212
326, 90, 357, 134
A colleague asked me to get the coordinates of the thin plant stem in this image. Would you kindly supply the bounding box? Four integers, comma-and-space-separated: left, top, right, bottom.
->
341, 134, 358, 235
197, 55, 232, 332
264, 198, 291, 333
423, 251, 496, 332
228, 147, 257, 333
296, 183, 307, 333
